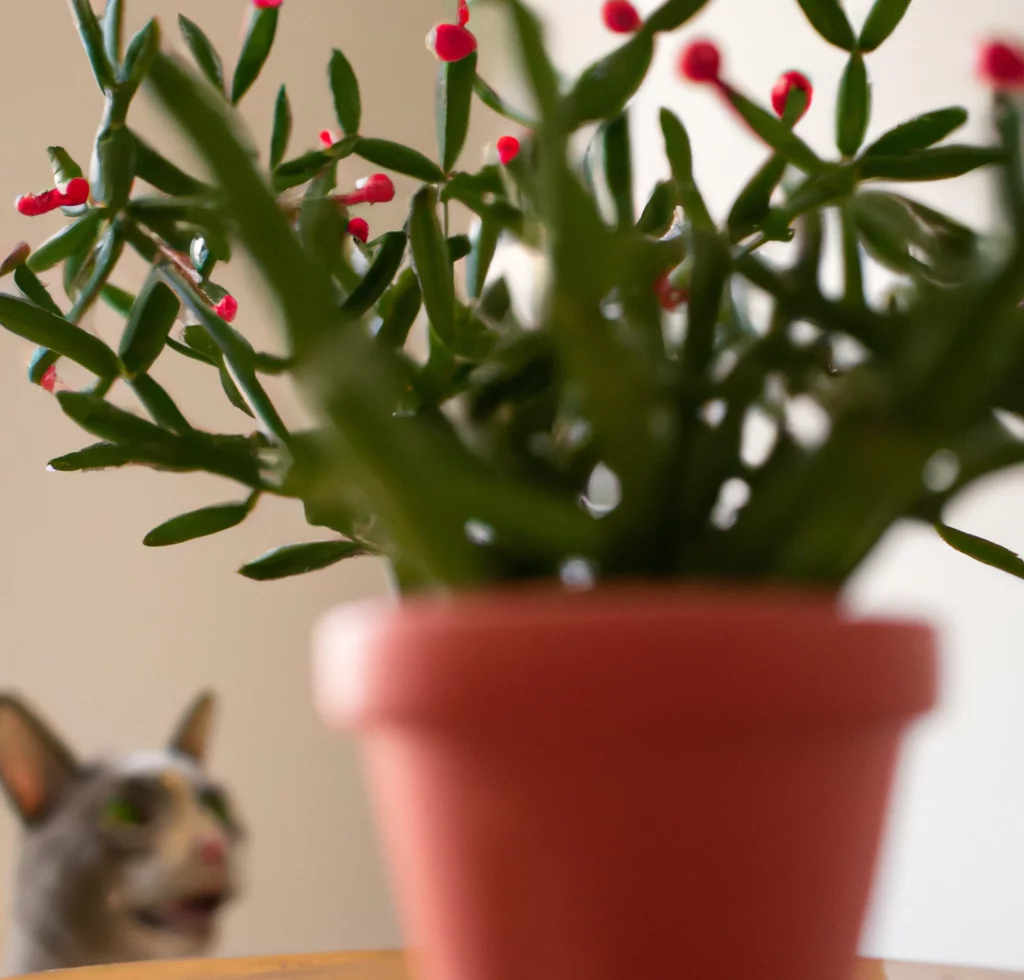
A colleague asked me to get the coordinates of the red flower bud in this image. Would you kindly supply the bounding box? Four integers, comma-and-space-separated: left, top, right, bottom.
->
15, 195, 43, 217
39, 364, 59, 394
320, 129, 338, 149
977, 40, 1024, 89
679, 40, 722, 84
771, 71, 813, 121
61, 177, 91, 207
655, 271, 689, 311
15, 178, 91, 216
426, 23, 478, 62
215, 295, 238, 322
347, 217, 370, 243
337, 173, 396, 207
360, 173, 396, 204
16, 189, 63, 217
253, 0, 283, 7
457, 0, 470, 28
497, 136, 521, 165
602, 0, 642, 34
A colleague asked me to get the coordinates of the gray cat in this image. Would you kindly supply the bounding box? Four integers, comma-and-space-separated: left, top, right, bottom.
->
0, 693, 242, 974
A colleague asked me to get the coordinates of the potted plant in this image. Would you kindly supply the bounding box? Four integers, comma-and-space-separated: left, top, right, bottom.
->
2, 0, 1023, 976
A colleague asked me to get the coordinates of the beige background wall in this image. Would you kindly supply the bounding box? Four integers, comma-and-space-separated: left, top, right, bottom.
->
0, 0, 505, 959
0, 0, 1023, 972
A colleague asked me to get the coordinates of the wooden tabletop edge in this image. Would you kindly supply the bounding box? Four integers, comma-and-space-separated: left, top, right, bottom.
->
17, 951, 408, 980
15, 950, 1024, 980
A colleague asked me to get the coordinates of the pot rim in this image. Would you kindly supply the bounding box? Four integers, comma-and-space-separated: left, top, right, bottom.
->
313, 582, 936, 735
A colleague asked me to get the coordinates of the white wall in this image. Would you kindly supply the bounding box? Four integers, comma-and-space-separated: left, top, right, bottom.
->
525, 0, 1024, 970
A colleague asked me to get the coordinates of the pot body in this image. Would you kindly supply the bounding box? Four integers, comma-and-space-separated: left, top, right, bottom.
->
314, 586, 936, 980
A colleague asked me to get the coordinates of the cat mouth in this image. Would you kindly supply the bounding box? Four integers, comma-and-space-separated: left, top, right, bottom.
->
133, 892, 229, 934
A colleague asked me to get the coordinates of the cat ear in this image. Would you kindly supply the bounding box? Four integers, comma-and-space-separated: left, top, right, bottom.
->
169, 691, 216, 765
0, 695, 79, 824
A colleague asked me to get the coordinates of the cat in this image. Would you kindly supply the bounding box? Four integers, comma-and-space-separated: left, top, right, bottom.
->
0, 692, 243, 974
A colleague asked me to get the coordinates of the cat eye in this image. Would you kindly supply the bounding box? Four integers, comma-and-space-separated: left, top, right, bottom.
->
102, 796, 148, 828
100, 778, 162, 830
199, 788, 232, 827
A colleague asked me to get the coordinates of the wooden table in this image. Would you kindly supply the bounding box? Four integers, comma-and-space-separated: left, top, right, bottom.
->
19, 952, 1024, 980
20, 953, 408, 980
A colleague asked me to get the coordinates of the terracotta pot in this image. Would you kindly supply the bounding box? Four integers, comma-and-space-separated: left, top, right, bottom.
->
314, 585, 936, 980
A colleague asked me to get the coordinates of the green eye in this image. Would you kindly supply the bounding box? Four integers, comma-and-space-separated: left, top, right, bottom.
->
103, 797, 146, 827
199, 789, 231, 827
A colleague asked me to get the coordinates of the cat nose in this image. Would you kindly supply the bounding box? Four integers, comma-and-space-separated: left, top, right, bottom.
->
198, 837, 227, 866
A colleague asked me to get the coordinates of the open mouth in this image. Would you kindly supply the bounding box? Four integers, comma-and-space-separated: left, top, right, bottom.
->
133, 892, 228, 934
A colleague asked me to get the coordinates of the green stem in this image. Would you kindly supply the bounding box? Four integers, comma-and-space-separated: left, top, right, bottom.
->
91, 376, 116, 398
736, 253, 898, 355
69, 221, 126, 323
840, 200, 865, 307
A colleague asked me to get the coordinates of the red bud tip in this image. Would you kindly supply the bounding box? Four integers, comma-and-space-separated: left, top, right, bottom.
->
320, 129, 337, 149
16, 188, 62, 217
655, 271, 689, 311
602, 0, 642, 33
457, 0, 470, 27
39, 365, 59, 393
977, 40, 1024, 89
215, 295, 239, 322
679, 40, 722, 84
771, 71, 813, 120
347, 217, 370, 243
253, 0, 283, 7
15, 196, 42, 217
497, 136, 521, 165
61, 177, 91, 207
336, 173, 396, 207
427, 23, 478, 62
362, 173, 396, 204
15, 178, 91, 216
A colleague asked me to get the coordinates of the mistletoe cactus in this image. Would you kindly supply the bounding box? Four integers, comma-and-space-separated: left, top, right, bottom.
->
3, 0, 1024, 591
